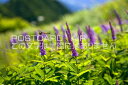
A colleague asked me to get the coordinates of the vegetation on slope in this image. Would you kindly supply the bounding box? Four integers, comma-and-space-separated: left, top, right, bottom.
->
0, 0, 70, 24
51, 0, 128, 28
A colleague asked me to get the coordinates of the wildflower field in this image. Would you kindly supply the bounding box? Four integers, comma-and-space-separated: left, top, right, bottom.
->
0, 12, 128, 85
0, 0, 128, 85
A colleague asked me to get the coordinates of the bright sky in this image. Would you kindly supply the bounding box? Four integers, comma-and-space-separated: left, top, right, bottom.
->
0, 0, 9, 3
58, 0, 109, 11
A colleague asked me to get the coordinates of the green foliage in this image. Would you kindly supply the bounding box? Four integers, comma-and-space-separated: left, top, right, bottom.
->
0, 17, 30, 32
0, 31, 128, 84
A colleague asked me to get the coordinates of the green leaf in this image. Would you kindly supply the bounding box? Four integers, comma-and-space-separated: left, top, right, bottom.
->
84, 80, 94, 85
64, 62, 77, 73
101, 56, 110, 62
44, 76, 59, 82
35, 67, 44, 79
104, 74, 115, 85
0, 77, 4, 83
97, 60, 106, 67
31, 73, 42, 81
46, 69, 55, 79
76, 70, 90, 77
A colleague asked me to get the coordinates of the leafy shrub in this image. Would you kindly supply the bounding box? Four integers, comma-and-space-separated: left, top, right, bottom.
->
0, 17, 30, 33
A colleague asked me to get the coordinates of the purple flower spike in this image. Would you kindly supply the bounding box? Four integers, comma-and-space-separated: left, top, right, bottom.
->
72, 49, 78, 56
53, 26, 61, 48
97, 35, 102, 45
109, 22, 116, 40
78, 28, 83, 49
126, 10, 128, 15
22, 32, 28, 37
113, 10, 123, 32
66, 23, 78, 57
61, 26, 67, 43
86, 26, 96, 46
39, 32, 46, 56
42, 32, 47, 39
10, 38, 17, 48
101, 25, 110, 33
22, 32, 29, 48
34, 31, 38, 41
116, 80, 119, 85
122, 20, 128, 24
66, 22, 71, 38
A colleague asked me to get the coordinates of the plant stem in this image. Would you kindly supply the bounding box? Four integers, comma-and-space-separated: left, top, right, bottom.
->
74, 57, 79, 85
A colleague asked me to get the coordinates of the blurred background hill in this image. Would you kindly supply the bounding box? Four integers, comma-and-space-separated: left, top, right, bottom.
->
0, 0, 70, 24
0, 0, 128, 33
42, 0, 128, 32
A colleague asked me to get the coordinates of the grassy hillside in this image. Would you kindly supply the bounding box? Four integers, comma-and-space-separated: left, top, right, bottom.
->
0, 0, 70, 24
1, 0, 128, 33
44, 0, 128, 30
